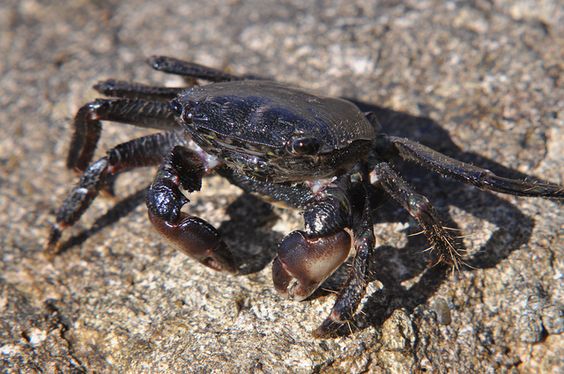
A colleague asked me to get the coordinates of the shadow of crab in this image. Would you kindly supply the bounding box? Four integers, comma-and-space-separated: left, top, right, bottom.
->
56, 102, 544, 337
218, 193, 282, 275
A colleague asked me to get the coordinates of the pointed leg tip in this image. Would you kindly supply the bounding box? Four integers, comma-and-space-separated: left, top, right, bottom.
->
44, 242, 59, 262
312, 315, 347, 338
44, 223, 64, 258
147, 55, 168, 70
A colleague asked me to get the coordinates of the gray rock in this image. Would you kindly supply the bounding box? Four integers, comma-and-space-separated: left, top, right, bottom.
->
1, 0, 562, 372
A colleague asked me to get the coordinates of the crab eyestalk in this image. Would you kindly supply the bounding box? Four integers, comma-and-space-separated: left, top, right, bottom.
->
272, 230, 351, 300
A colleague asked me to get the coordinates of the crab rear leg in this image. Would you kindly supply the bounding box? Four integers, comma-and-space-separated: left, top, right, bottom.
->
146, 146, 237, 273
373, 162, 462, 267
46, 131, 183, 256
272, 177, 353, 301
148, 55, 266, 82
379, 135, 564, 199
147, 56, 243, 82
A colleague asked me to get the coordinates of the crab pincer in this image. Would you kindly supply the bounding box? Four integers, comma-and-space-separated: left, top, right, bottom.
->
146, 145, 238, 273
272, 230, 351, 300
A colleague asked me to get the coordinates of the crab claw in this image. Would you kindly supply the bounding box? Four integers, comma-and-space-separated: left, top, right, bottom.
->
272, 230, 351, 300
148, 210, 237, 273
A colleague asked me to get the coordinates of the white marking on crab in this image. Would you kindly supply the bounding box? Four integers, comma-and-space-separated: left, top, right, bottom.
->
204, 154, 220, 170
75, 187, 88, 195
369, 170, 381, 184
306, 176, 337, 195
312, 215, 325, 233
186, 138, 220, 172
249, 156, 260, 165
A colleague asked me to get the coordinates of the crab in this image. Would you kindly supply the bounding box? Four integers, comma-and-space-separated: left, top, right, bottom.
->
46, 56, 564, 337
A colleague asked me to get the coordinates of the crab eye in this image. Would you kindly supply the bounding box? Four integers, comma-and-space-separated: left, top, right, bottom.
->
170, 99, 183, 116
289, 137, 321, 155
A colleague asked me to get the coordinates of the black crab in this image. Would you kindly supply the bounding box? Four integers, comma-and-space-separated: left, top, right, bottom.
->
46, 56, 564, 337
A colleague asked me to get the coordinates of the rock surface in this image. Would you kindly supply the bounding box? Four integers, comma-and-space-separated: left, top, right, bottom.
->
1, 0, 562, 372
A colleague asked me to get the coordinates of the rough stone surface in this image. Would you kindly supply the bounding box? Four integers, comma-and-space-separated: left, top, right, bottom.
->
1, 0, 562, 372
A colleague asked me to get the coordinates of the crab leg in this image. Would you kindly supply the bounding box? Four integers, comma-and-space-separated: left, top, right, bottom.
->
67, 98, 178, 172
148, 55, 266, 82
272, 176, 353, 301
379, 135, 564, 199
93, 80, 184, 101
46, 132, 184, 256
148, 56, 243, 82
373, 162, 462, 267
314, 183, 376, 337
146, 146, 237, 273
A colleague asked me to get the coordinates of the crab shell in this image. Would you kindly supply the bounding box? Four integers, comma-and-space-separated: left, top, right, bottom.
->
172, 80, 376, 182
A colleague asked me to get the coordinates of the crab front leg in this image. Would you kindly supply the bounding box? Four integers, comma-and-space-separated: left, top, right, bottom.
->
314, 184, 376, 337
272, 176, 353, 301
146, 146, 237, 273
46, 131, 184, 256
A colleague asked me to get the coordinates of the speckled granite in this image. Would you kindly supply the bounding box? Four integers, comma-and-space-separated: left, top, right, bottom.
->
1, 0, 562, 372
